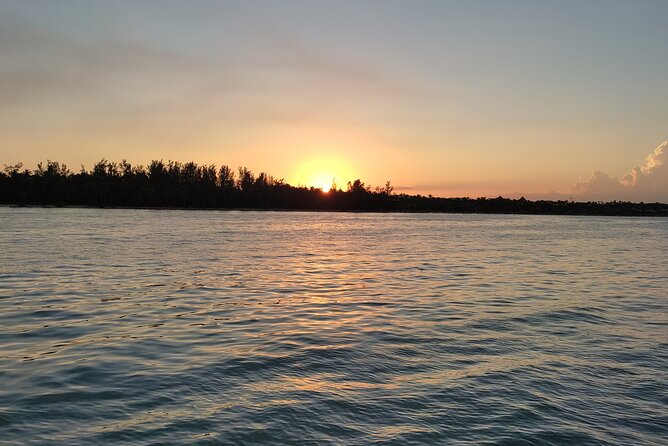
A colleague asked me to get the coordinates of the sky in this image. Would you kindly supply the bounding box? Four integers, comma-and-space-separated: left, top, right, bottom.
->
1, 0, 667, 201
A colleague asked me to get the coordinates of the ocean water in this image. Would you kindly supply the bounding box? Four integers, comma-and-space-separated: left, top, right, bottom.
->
0, 208, 666, 445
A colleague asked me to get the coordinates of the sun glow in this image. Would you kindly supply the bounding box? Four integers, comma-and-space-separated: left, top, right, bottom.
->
291, 157, 354, 193
307, 173, 336, 192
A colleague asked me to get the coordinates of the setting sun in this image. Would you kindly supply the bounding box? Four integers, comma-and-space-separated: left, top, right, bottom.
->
307, 173, 335, 192
291, 157, 355, 193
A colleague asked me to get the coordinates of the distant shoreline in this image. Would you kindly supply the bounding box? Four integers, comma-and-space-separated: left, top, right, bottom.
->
2, 203, 667, 217
3, 159, 667, 217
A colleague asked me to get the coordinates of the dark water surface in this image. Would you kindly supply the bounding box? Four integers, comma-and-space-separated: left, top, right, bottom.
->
1, 208, 666, 445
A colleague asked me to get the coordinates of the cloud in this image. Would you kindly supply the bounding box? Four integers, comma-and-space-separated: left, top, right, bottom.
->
573, 141, 668, 202
0, 13, 211, 108
0, 9, 416, 131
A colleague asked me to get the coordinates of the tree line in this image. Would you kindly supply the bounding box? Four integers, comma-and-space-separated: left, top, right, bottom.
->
1, 159, 667, 216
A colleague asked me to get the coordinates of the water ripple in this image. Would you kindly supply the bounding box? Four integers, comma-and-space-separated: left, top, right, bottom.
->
0, 209, 666, 445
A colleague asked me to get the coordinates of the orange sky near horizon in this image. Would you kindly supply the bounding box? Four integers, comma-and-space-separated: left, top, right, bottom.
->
1, 1, 667, 201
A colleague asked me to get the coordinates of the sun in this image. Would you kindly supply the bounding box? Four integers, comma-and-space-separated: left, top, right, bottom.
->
311, 174, 335, 193
292, 157, 353, 193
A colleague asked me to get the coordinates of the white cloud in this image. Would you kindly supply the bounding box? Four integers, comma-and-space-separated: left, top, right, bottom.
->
573, 141, 668, 202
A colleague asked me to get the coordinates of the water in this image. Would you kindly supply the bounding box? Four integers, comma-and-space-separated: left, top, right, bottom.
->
0, 208, 666, 445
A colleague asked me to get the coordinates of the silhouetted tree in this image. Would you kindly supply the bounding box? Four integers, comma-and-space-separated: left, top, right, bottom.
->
1, 158, 666, 216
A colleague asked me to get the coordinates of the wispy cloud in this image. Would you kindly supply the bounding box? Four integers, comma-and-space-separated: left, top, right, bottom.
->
0, 13, 209, 107
0, 9, 417, 129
